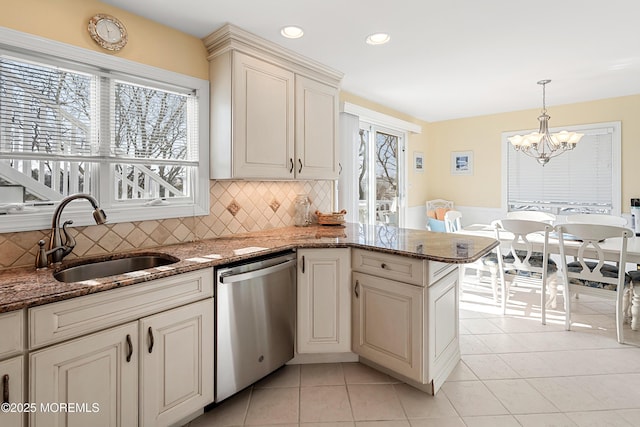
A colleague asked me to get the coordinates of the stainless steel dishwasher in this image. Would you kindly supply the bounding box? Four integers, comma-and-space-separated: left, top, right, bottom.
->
215, 250, 296, 402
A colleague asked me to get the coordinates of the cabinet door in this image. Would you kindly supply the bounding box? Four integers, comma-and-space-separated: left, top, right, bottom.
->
139, 299, 214, 427
295, 75, 339, 179
427, 268, 460, 393
0, 356, 24, 427
352, 272, 423, 381
233, 51, 295, 179
30, 323, 138, 427
297, 248, 351, 353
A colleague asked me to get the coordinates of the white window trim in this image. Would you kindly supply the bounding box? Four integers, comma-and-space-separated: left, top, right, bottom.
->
0, 27, 209, 233
500, 121, 621, 217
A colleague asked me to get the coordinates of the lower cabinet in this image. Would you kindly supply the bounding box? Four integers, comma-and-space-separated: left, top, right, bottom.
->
352, 263, 459, 394
0, 356, 25, 427
29, 299, 214, 427
297, 248, 351, 353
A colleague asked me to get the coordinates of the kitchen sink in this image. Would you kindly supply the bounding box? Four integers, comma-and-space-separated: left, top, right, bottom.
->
53, 253, 180, 283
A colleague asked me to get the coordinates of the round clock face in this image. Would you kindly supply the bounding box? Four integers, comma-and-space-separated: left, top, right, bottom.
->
88, 14, 128, 51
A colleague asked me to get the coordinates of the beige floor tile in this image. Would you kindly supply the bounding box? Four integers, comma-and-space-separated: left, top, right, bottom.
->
615, 409, 640, 427
301, 423, 354, 427
483, 379, 558, 414
474, 333, 533, 353
244, 387, 299, 425
440, 381, 508, 417
515, 413, 578, 427
189, 388, 250, 427
408, 417, 466, 427
461, 354, 520, 380
342, 363, 396, 384
255, 365, 301, 388
459, 318, 505, 334
445, 361, 478, 381
566, 410, 635, 427
301, 363, 345, 386
347, 384, 406, 421
393, 383, 457, 419
527, 376, 612, 412
462, 415, 522, 427
355, 422, 410, 427
300, 385, 353, 423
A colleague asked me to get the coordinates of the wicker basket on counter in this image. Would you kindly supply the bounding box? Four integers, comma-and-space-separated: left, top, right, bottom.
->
315, 209, 347, 226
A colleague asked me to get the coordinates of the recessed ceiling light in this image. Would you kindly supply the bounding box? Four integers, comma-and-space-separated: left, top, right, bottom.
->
366, 33, 390, 45
280, 26, 304, 39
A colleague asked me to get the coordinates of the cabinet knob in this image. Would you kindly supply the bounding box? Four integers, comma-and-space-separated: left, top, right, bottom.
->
381, 263, 387, 269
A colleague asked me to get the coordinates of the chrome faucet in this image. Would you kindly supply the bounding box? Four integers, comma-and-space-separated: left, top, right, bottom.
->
36, 194, 107, 268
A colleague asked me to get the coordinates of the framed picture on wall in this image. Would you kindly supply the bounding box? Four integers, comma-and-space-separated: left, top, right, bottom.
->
451, 151, 473, 175
413, 151, 424, 173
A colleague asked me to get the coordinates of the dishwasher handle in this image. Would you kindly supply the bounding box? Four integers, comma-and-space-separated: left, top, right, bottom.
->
220, 259, 296, 284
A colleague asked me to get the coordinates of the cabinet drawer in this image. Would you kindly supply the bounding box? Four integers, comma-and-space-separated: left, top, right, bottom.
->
29, 269, 214, 349
0, 310, 24, 359
427, 261, 458, 287
352, 249, 426, 286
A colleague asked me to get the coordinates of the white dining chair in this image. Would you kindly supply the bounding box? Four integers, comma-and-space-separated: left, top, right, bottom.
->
565, 213, 627, 227
506, 211, 556, 224
555, 223, 632, 343
495, 219, 557, 322
444, 210, 462, 232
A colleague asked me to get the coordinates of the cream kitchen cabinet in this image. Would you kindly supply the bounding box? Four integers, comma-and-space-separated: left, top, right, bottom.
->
351, 249, 459, 394
28, 269, 214, 427
206, 24, 342, 180
297, 248, 351, 354
0, 356, 25, 427
0, 310, 25, 427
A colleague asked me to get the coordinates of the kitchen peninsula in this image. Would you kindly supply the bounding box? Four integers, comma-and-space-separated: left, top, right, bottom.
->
0, 223, 497, 427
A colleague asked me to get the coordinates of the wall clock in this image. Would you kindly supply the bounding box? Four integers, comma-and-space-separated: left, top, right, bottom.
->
88, 13, 128, 51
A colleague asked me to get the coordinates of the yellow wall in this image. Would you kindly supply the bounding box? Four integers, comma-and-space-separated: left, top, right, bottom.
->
429, 95, 640, 212
0, 0, 209, 80
339, 92, 431, 207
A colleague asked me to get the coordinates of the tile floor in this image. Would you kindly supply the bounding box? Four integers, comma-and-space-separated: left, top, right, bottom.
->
187, 275, 640, 427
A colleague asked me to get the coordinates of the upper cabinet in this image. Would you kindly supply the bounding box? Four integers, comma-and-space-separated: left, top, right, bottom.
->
205, 24, 342, 180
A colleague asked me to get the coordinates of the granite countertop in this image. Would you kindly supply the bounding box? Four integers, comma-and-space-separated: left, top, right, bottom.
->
0, 223, 498, 313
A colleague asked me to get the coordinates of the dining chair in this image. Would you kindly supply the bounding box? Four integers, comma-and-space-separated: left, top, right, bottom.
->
494, 219, 557, 322
444, 210, 462, 232
565, 213, 628, 227
555, 223, 632, 343
506, 211, 556, 224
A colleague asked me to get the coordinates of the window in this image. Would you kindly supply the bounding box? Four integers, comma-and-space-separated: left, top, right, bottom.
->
0, 29, 208, 232
502, 122, 621, 215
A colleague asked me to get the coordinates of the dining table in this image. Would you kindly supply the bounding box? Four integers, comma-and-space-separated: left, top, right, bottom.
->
456, 223, 640, 330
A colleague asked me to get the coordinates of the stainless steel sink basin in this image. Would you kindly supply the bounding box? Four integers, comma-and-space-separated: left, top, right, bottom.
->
53, 253, 179, 283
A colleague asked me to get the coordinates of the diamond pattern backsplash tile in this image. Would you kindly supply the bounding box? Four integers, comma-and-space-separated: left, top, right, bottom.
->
0, 180, 334, 269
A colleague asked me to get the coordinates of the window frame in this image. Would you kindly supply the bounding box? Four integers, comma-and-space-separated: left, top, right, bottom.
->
0, 26, 209, 233
500, 121, 621, 217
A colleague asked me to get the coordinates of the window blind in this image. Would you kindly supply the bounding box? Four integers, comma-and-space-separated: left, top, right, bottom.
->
507, 126, 614, 213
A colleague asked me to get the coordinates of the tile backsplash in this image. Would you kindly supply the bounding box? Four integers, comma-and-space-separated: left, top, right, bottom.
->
0, 180, 333, 270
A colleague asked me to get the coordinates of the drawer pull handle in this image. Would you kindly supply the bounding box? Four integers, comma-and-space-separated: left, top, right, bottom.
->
2, 374, 8, 404
289, 158, 294, 174
381, 263, 387, 269
148, 327, 154, 354
301, 255, 305, 273
354, 280, 360, 298
126, 334, 133, 362
298, 158, 303, 174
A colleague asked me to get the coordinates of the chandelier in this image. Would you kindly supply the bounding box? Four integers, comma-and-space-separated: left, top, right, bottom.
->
508, 79, 583, 166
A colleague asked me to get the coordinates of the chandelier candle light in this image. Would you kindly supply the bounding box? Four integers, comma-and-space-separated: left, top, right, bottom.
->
508, 80, 583, 166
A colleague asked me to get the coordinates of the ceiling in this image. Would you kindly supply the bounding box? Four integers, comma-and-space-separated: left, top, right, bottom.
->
101, 0, 640, 122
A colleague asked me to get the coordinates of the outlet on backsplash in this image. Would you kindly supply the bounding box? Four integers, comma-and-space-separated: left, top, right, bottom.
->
0, 180, 334, 270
